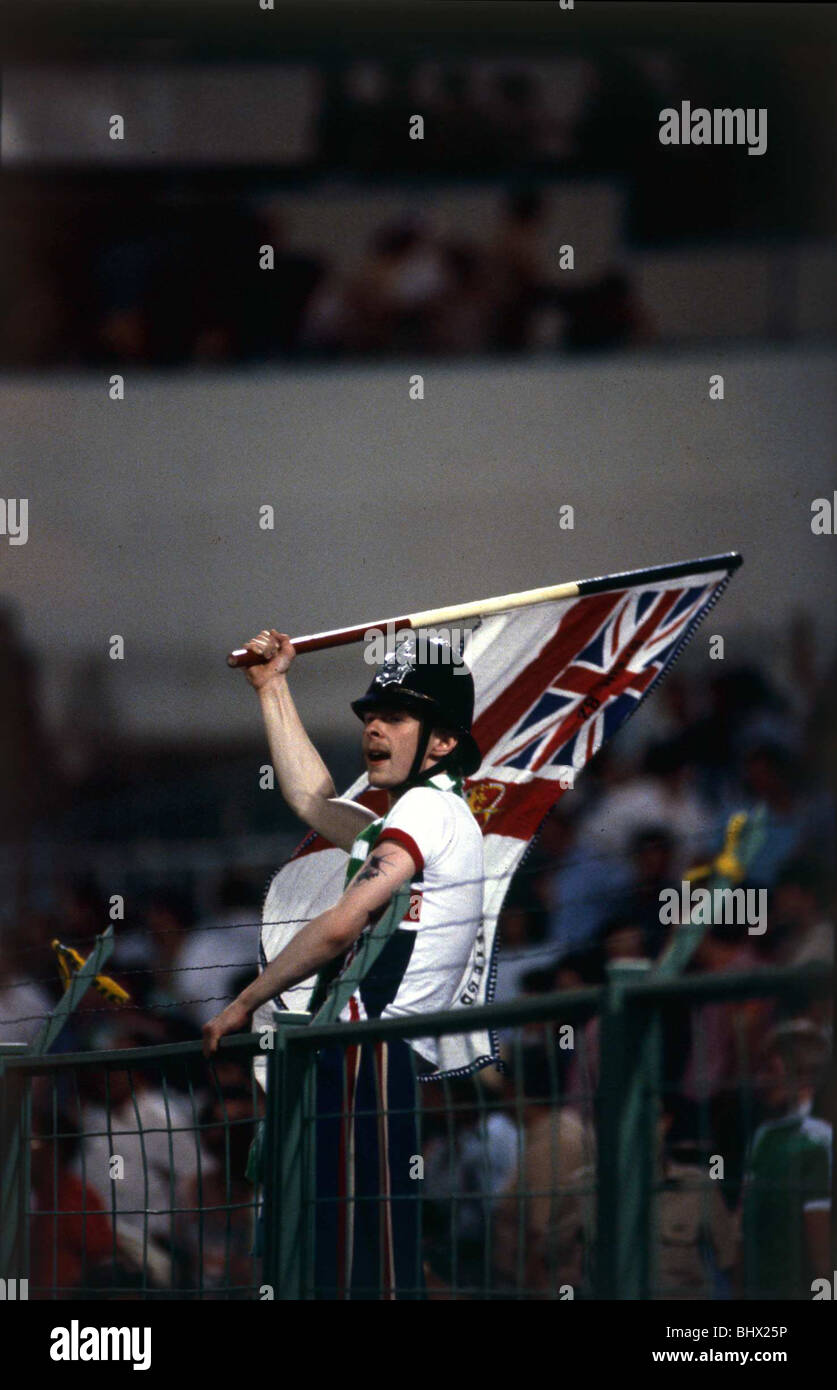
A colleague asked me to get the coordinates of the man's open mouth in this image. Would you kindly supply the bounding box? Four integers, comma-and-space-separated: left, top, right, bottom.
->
367, 750, 390, 762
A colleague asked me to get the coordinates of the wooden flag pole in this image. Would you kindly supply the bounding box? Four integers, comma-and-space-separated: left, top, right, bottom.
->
226, 552, 741, 668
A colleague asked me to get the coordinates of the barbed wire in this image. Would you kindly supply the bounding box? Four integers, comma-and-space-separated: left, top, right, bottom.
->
2, 868, 783, 1000
1, 818, 750, 966
0, 924, 603, 995
0, 856, 803, 1002
1, 995, 242, 1026
0, 935, 592, 1019
2, 799, 818, 1029
2, 937, 824, 1031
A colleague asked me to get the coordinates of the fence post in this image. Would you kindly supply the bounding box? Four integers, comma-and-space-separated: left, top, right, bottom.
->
262, 1027, 316, 1300
30, 927, 116, 1056
0, 1046, 31, 1289
595, 961, 660, 1300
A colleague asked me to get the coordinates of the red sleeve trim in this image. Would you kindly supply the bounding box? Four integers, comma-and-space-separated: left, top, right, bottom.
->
376, 828, 425, 876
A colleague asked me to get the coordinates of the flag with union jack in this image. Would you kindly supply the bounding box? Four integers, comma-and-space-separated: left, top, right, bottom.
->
257, 553, 740, 1080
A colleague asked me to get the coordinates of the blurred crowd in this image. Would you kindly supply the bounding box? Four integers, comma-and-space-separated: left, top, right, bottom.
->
3, 40, 820, 369
1, 618, 833, 1298
0, 26, 832, 1303
320, 55, 631, 175
26, 1032, 261, 1299
423, 618, 834, 1299
3, 188, 650, 369
4, 873, 264, 1298
318, 50, 790, 245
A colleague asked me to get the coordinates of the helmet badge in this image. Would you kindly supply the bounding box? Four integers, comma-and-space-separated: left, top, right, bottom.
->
377, 637, 417, 687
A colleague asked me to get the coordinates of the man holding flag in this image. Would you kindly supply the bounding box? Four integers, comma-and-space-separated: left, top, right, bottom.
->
203, 553, 741, 1298
203, 626, 486, 1299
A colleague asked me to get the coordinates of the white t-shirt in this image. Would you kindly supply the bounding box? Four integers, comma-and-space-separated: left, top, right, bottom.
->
337, 771, 484, 1070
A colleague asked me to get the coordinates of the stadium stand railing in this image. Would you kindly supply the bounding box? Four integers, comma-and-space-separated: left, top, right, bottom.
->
1, 914, 830, 1300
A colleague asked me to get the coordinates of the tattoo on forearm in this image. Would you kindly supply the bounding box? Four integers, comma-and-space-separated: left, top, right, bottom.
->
350, 851, 398, 887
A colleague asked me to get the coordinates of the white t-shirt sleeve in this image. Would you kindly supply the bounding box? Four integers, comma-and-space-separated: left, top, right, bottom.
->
375, 787, 454, 876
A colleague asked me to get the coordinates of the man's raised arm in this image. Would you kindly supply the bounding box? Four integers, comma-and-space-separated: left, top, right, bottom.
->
241, 627, 376, 850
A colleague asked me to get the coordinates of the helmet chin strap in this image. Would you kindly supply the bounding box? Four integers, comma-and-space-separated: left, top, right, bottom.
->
393, 713, 433, 792
392, 714, 460, 793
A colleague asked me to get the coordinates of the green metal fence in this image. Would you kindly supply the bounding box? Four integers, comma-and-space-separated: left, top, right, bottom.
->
1, 1031, 272, 1299
2, 956, 830, 1301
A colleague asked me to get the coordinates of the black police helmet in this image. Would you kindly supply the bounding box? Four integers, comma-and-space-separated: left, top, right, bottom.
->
351, 635, 482, 778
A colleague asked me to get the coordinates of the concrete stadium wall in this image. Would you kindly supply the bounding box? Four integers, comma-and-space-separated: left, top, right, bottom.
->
3, 344, 835, 741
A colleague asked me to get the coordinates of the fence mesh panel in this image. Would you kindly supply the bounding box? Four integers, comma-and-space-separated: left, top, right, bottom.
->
1, 963, 830, 1301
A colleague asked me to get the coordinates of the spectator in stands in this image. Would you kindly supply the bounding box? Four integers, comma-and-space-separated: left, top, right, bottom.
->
494, 897, 550, 1005
544, 803, 632, 958
603, 830, 693, 1088
493, 841, 552, 1007
342, 218, 451, 355
489, 188, 552, 351
624, 825, 681, 959
654, 1100, 738, 1300
803, 648, 837, 814
74, 1022, 212, 1285
512, 946, 602, 1007
552, 268, 653, 352
678, 666, 783, 807
0, 604, 62, 908
422, 1076, 519, 1295
682, 921, 769, 1106
492, 1045, 596, 1297
430, 66, 493, 170
241, 206, 324, 360
30, 1118, 114, 1298
90, 222, 166, 365
1, 890, 130, 1055
174, 872, 261, 1028
299, 263, 351, 357
139, 890, 200, 1035
175, 1088, 262, 1298
578, 736, 714, 879
614, 670, 694, 766
59, 874, 109, 943
718, 737, 835, 888
767, 859, 834, 968
0, 912, 60, 1047
92, 891, 197, 1045
429, 241, 493, 354
600, 909, 648, 966
328, 62, 395, 172
553, 948, 604, 997
517, 954, 602, 1095
489, 70, 547, 167
681, 921, 773, 1202
739, 1021, 832, 1300
563, 911, 651, 1124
